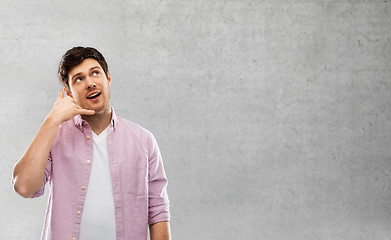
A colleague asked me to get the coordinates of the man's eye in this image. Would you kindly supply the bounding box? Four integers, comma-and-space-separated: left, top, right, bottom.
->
75, 77, 83, 82
92, 71, 100, 76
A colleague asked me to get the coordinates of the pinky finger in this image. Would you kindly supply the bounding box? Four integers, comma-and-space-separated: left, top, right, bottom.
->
78, 109, 96, 115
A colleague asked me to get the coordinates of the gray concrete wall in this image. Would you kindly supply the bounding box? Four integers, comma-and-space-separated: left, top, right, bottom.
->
1, 1, 391, 239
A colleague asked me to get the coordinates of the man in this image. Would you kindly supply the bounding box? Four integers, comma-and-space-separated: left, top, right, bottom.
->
12, 47, 171, 240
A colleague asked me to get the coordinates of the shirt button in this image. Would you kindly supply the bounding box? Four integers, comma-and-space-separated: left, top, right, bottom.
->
83, 121, 87, 125
86, 160, 91, 164
72, 237, 76, 240
86, 135, 91, 140
77, 210, 80, 215
81, 186, 86, 190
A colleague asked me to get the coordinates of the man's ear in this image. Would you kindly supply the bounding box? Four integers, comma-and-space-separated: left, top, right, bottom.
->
64, 87, 73, 97
107, 72, 112, 87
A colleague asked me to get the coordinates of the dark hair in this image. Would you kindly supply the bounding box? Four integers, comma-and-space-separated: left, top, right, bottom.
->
58, 46, 109, 90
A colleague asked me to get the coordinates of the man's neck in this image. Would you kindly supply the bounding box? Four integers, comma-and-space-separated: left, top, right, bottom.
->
81, 107, 112, 135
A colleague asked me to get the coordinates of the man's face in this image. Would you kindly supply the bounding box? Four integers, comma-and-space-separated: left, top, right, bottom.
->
65, 58, 112, 115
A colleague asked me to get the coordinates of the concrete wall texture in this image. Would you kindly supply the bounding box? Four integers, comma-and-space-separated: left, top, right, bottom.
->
1, 0, 390, 239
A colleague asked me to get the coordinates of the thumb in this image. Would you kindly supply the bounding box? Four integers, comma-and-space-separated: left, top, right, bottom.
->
57, 89, 64, 101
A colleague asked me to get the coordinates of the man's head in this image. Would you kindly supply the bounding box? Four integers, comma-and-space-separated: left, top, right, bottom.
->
58, 46, 109, 90
58, 46, 112, 115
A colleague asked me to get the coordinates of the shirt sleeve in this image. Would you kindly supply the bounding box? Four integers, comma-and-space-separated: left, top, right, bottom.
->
30, 151, 53, 198
146, 130, 170, 225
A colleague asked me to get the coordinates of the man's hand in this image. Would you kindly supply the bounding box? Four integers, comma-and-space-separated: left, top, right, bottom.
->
46, 90, 95, 125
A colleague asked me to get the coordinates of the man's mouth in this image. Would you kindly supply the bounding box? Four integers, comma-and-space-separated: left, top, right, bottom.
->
87, 92, 101, 99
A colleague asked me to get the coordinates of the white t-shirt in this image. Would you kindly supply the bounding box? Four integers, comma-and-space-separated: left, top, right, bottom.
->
79, 126, 116, 240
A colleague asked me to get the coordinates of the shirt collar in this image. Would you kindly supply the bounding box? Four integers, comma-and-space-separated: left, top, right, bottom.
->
73, 107, 118, 131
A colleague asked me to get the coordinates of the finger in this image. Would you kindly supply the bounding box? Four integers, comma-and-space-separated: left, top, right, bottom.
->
78, 109, 95, 115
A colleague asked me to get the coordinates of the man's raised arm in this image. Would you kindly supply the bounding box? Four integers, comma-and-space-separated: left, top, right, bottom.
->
12, 90, 95, 198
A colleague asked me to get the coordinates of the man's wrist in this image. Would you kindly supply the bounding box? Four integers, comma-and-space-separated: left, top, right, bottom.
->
44, 114, 62, 129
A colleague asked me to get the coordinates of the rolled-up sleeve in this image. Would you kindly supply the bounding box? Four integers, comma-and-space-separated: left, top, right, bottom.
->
146, 130, 170, 225
30, 151, 53, 198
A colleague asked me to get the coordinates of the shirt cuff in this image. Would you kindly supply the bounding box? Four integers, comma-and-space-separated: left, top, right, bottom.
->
148, 204, 170, 225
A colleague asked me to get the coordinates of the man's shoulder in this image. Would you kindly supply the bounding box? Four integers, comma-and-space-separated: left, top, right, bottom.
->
116, 115, 153, 138
116, 115, 145, 130
58, 118, 75, 131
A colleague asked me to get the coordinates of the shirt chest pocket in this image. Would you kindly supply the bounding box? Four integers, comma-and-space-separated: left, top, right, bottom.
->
119, 156, 148, 196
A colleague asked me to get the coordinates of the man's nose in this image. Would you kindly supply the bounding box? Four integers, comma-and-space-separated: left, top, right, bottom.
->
85, 77, 95, 89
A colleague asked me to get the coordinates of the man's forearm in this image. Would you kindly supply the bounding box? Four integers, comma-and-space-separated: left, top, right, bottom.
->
12, 117, 60, 198
149, 221, 171, 240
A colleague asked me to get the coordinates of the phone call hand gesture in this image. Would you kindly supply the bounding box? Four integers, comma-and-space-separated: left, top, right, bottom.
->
47, 90, 95, 125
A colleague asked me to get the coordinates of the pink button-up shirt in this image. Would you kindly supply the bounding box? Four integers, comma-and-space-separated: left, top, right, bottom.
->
31, 109, 170, 240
